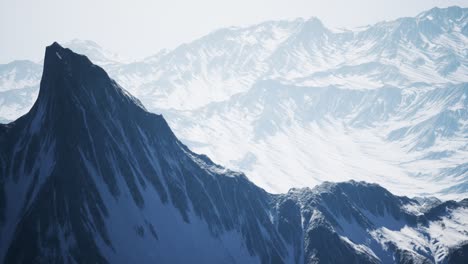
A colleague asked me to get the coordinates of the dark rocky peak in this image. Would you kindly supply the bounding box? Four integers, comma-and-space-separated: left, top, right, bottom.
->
36, 42, 145, 115
17, 42, 158, 139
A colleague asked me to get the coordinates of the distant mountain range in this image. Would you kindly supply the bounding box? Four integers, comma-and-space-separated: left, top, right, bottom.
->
0, 6, 467, 199
1, 42, 467, 264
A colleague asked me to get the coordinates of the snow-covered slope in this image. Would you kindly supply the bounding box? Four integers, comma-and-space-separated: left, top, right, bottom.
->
166, 81, 467, 199
153, 6, 468, 199
0, 61, 42, 121
1, 43, 467, 264
0, 6, 467, 198
113, 6, 467, 110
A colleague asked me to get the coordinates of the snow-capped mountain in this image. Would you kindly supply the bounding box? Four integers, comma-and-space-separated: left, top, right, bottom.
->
60, 39, 123, 65
0, 61, 42, 121
0, 6, 467, 199
124, 6, 467, 109
1, 42, 467, 264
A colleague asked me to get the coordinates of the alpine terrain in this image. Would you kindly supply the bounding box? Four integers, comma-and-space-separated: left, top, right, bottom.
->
0, 6, 467, 199
1, 43, 467, 263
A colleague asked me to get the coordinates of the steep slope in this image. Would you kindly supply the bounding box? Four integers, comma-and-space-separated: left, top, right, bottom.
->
0, 43, 291, 263
0, 43, 467, 263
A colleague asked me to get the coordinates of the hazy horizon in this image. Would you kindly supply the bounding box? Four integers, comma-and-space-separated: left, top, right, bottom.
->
1, 0, 467, 63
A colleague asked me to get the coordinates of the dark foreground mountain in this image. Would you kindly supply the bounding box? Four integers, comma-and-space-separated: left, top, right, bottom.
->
0, 43, 467, 263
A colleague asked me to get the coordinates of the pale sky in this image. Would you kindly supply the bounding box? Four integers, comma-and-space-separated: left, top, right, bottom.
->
1, 0, 466, 63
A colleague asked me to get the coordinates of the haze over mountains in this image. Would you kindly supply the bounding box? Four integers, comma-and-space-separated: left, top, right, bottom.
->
0, 6, 467, 199
1, 42, 468, 264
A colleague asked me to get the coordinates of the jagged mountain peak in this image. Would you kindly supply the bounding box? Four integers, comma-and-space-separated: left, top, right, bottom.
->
37, 42, 104, 108
43, 41, 93, 71
36, 42, 145, 113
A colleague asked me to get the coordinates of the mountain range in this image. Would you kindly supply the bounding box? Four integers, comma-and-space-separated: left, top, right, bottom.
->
1, 41, 468, 264
0, 6, 467, 200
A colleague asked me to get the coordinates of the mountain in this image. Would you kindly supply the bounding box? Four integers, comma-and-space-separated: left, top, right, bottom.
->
0, 60, 42, 122
0, 39, 120, 123
1, 43, 467, 264
123, 6, 467, 109
60, 39, 123, 65
148, 6, 468, 199
167, 81, 467, 199
0, 6, 467, 199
